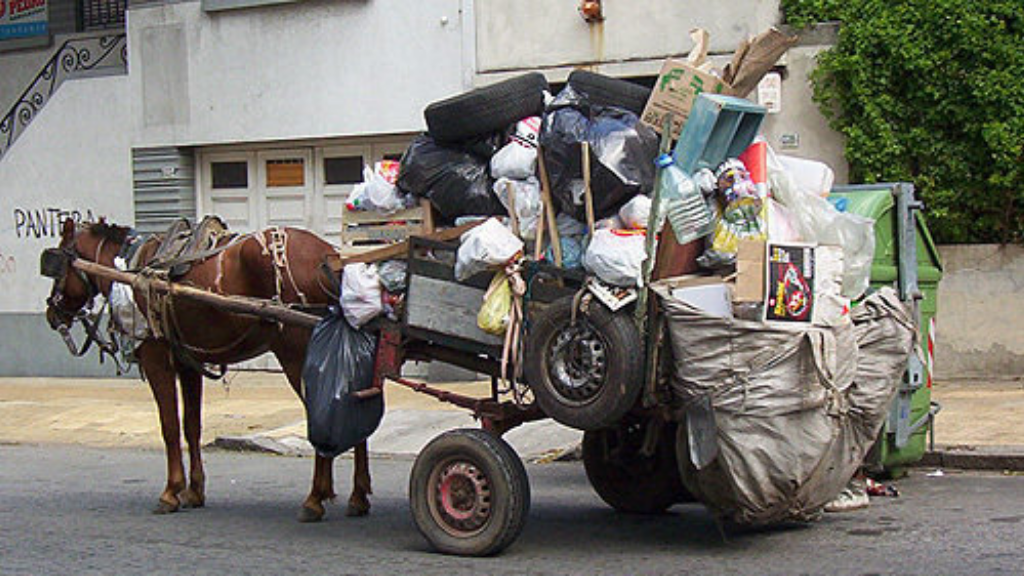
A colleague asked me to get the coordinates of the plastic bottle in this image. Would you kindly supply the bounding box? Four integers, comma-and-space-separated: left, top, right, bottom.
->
656, 153, 714, 245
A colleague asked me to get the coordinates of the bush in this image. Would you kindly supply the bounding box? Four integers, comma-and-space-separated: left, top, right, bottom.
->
782, 0, 1024, 244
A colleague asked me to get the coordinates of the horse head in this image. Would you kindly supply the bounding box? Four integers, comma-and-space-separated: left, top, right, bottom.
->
41, 218, 130, 350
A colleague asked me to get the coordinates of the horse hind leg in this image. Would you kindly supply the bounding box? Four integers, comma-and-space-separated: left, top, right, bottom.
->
346, 440, 372, 517
178, 366, 206, 509
138, 341, 186, 514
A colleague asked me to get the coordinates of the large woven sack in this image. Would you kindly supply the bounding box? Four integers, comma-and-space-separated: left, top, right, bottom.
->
656, 286, 914, 524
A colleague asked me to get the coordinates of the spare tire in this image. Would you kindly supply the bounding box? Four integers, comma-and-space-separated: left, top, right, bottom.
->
567, 70, 652, 116
425, 73, 549, 144
524, 296, 643, 431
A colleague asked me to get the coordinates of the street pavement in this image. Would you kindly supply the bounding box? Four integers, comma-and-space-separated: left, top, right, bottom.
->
0, 372, 1020, 467
1, 444, 1022, 575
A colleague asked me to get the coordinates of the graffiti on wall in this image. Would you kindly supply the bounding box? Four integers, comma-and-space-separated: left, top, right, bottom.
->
13, 207, 97, 239
0, 250, 14, 274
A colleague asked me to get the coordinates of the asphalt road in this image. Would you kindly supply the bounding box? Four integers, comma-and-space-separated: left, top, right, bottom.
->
1, 444, 1022, 575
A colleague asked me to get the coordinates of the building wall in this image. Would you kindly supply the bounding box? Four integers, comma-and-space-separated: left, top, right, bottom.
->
474, 0, 779, 80
0, 74, 133, 376
934, 244, 1024, 380
128, 0, 467, 148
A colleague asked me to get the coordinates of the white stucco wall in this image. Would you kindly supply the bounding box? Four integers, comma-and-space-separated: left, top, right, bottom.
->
935, 244, 1024, 379
129, 0, 467, 148
759, 43, 849, 184
474, 0, 780, 80
0, 74, 134, 314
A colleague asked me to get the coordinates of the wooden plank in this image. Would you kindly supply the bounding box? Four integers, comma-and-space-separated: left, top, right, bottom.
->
341, 205, 426, 225
343, 223, 426, 243
325, 220, 482, 273
406, 275, 503, 347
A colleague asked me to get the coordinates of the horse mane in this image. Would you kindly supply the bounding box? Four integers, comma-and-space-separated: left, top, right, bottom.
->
88, 220, 132, 244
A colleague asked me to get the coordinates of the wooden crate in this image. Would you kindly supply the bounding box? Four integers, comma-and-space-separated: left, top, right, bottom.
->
340, 199, 435, 250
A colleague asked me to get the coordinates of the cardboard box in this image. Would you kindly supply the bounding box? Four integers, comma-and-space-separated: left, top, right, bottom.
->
641, 59, 729, 140
734, 239, 766, 303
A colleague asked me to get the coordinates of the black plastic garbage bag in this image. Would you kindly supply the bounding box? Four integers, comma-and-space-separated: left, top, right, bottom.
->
539, 85, 658, 221
302, 308, 382, 458
396, 134, 506, 223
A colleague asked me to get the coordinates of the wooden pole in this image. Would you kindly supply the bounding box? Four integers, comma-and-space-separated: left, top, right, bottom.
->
536, 146, 563, 267
72, 259, 322, 329
582, 142, 596, 236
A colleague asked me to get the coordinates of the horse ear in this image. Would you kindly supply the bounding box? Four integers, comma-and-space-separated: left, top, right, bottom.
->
61, 218, 76, 243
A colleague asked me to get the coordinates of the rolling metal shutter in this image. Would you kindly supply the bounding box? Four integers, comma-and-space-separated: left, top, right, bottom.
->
132, 147, 196, 234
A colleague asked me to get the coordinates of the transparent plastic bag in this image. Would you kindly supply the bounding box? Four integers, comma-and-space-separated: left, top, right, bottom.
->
477, 272, 512, 335
767, 146, 875, 298
494, 177, 542, 239
618, 194, 652, 229
539, 85, 658, 221
348, 162, 406, 214
341, 263, 383, 328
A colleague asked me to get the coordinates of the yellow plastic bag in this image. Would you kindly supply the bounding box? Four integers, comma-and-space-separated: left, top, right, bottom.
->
477, 273, 512, 336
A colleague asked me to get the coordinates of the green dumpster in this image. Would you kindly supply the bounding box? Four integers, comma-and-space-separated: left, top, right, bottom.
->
829, 183, 943, 476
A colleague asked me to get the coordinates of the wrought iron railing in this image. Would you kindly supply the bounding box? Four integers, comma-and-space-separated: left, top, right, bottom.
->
0, 33, 127, 162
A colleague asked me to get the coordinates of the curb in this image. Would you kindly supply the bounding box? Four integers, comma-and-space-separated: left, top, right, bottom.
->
210, 434, 584, 464
918, 446, 1024, 472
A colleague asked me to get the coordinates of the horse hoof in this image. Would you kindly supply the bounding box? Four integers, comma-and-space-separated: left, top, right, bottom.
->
153, 500, 179, 515
297, 505, 324, 523
180, 489, 205, 509
346, 502, 370, 517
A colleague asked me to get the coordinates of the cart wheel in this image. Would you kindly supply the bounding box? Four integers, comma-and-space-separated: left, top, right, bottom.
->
524, 296, 643, 431
582, 419, 691, 514
409, 429, 530, 557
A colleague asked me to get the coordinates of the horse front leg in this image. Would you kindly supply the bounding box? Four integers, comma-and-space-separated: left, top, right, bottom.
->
179, 367, 205, 509
138, 341, 186, 514
298, 454, 337, 523
347, 440, 372, 517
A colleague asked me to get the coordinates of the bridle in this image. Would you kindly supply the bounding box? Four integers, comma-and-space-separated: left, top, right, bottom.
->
40, 229, 120, 363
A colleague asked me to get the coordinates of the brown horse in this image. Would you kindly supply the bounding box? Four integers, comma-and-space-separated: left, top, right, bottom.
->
43, 217, 371, 521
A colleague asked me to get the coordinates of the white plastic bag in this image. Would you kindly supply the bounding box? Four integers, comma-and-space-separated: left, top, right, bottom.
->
583, 229, 647, 287
110, 257, 149, 339
490, 116, 541, 180
618, 194, 652, 229
455, 218, 524, 281
348, 163, 405, 214
341, 263, 383, 328
767, 146, 875, 299
494, 177, 542, 239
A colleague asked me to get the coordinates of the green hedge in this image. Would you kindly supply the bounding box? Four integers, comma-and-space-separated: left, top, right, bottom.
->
782, 0, 1023, 243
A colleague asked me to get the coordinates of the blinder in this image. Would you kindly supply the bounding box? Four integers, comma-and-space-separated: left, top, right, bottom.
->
40, 247, 72, 280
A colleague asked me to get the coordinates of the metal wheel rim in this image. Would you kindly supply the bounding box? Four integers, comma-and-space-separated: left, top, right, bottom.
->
545, 321, 609, 406
427, 457, 493, 538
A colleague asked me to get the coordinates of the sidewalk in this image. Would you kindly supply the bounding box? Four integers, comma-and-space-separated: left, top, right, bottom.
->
0, 373, 1020, 466
0, 371, 582, 462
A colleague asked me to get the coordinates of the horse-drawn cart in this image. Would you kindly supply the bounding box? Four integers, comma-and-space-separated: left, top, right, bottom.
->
46, 219, 684, 557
